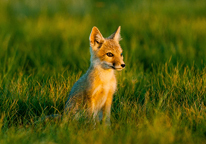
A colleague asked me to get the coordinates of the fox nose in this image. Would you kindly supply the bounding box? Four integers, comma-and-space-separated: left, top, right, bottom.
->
121, 64, 125, 68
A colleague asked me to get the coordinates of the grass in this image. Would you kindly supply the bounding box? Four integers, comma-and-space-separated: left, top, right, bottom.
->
0, 0, 206, 143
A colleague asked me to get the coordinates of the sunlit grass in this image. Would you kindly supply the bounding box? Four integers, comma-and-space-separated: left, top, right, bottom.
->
0, 0, 206, 143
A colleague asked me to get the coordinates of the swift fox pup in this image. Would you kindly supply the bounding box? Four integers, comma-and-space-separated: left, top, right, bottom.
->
64, 26, 125, 124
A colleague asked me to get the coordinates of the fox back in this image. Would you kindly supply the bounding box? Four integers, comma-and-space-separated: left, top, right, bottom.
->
64, 26, 125, 124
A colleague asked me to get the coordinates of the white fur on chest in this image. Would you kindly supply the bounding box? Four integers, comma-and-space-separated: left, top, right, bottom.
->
92, 69, 116, 110
93, 68, 116, 96
92, 84, 110, 110
99, 66, 114, 82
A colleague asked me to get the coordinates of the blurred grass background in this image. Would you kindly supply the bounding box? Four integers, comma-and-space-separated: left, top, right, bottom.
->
0, 0, 206, 143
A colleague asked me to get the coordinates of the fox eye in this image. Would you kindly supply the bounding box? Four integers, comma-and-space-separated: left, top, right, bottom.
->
106, 52, 114, 57
121, 53, 123, 56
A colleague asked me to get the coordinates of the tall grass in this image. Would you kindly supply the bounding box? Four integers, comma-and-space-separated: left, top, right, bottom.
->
0, 0, 206, 143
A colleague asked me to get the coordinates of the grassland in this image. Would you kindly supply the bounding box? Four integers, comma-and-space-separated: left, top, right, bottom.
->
0, 0, 206, 143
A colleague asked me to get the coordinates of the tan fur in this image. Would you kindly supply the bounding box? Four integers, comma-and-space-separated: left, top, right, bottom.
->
64, 26, 125, 124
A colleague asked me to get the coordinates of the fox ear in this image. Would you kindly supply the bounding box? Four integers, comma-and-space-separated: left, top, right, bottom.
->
108, 26, 122, 42
89, 26, 104, 49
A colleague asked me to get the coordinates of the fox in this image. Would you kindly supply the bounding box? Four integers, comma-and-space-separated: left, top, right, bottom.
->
64, 26, 125, 124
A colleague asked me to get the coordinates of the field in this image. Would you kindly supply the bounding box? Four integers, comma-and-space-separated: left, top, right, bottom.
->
0, 0, 206, 143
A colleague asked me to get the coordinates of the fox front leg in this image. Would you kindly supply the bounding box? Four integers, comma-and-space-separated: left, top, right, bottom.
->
102, 91, 114, 126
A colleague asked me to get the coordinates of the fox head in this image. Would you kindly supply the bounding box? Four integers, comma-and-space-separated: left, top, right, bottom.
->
89, 26, 125, 71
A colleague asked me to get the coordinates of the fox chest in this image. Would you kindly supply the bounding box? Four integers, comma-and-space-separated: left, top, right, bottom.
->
90, 79, 116, 109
